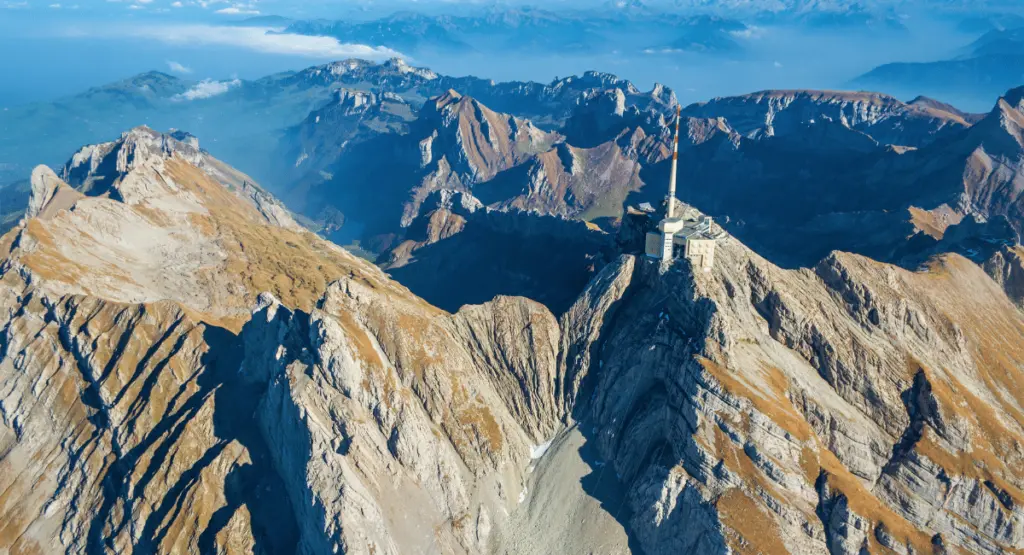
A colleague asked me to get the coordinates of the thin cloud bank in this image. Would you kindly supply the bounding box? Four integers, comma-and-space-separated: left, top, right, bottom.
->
174, 78, 241, 101
216, 6, 259, 15
72, 24, 403, 60
166, 60, 193, 74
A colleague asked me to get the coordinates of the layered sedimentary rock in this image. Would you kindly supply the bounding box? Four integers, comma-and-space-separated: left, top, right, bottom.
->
3, 125, 1024, 555
682, 90, 974, 148
553, 233, 1024, 554
0, 129, 565, 554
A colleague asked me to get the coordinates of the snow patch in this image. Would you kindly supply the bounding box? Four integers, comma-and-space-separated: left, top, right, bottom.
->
530, 437, 554, 460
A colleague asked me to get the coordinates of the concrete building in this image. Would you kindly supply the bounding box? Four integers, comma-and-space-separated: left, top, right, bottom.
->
644, 106, 719, 271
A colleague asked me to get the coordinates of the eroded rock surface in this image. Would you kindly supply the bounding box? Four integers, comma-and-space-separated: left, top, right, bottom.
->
555, 235, 1024, 554
3, 127, 1024, 555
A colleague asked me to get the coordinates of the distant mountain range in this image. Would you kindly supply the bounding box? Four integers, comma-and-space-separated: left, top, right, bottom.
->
280, 8, 753, 56
4, 56, 1024, 292
5, 80, 1024, 555
853, 22, 1024, 103
270, 0, 926, 59
6, 47, 1024, 555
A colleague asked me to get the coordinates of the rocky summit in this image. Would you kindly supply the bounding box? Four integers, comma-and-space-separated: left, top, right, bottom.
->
1, 119, 1023, 555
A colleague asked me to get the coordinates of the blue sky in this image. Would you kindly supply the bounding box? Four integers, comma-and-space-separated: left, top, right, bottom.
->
0, 0, 1009, 111
0, 1, 408, 106
0, 0, 569, 18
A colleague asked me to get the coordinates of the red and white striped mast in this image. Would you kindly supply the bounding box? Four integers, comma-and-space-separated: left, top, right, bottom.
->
667, 104, 681, 219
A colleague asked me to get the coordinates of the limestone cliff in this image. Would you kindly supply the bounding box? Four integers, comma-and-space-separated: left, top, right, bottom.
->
3, 127, 1024, 554
0, 130, 566, 554
550, 235, 1024, 554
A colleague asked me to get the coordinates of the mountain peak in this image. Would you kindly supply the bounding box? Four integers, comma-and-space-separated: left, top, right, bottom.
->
25, 165, 75, 220
430, 89, 465, 111
1000, 86, 1024, 112
7, 128, 342, 327
62, 126, 205, 200
382, 57, 438, 79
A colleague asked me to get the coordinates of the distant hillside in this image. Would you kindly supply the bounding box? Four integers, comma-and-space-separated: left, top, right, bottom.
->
852, 25, 1024, 104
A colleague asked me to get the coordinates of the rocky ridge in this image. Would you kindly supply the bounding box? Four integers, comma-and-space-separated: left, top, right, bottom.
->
549, 232, 1024, 554
682, 90, 975, 148
0, 133, 568, 554
1, 126, 358, 329
2, 124, 1024, 553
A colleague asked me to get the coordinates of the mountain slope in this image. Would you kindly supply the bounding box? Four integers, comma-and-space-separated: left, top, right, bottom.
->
3, 124, 1024, 553
299, 90, 646, 252
551, 229, 1024, 554
3, 127, 354, 330
861, 86, 1024, 243
682, 89, 974, 148
0, 129, 566, 554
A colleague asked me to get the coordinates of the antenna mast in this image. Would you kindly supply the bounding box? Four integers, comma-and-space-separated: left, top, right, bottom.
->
667, 104, 681, 219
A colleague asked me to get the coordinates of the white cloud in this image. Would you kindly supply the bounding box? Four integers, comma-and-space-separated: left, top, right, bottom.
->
114, 24, 404, 59
166, 60, 193, 74
174, 78, 241, 101
49, 3, 61, 7
171, 1, 182, 6
729, 26, 764, 40
214, 1, 258, 14
216, 6, 259, 14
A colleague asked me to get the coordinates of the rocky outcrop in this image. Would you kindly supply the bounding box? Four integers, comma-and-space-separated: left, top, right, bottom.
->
0, 131, 568, 554
4, 125, 1024, 555
682, 89, 972, 148
0, 279, 280, 554
237, 282, 563, 554
984, 245, 1024, 310
3, 127, 358, 328
550, 224, 1024, 554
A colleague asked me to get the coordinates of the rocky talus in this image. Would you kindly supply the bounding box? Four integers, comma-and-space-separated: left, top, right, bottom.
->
2, 127, 1024, 554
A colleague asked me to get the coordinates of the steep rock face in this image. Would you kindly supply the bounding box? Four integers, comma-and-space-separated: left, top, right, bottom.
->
0, 275, 291, 554
380, 190, 614, 314
0, 129, 569, 554
235, 277, 563, 554
861, 87, 1024, 242
553, 230, 1024, 554
407, 90, 560, 225
681, 90, 972, 148
984, 245, 1024, 310
283, 88, 416, 201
